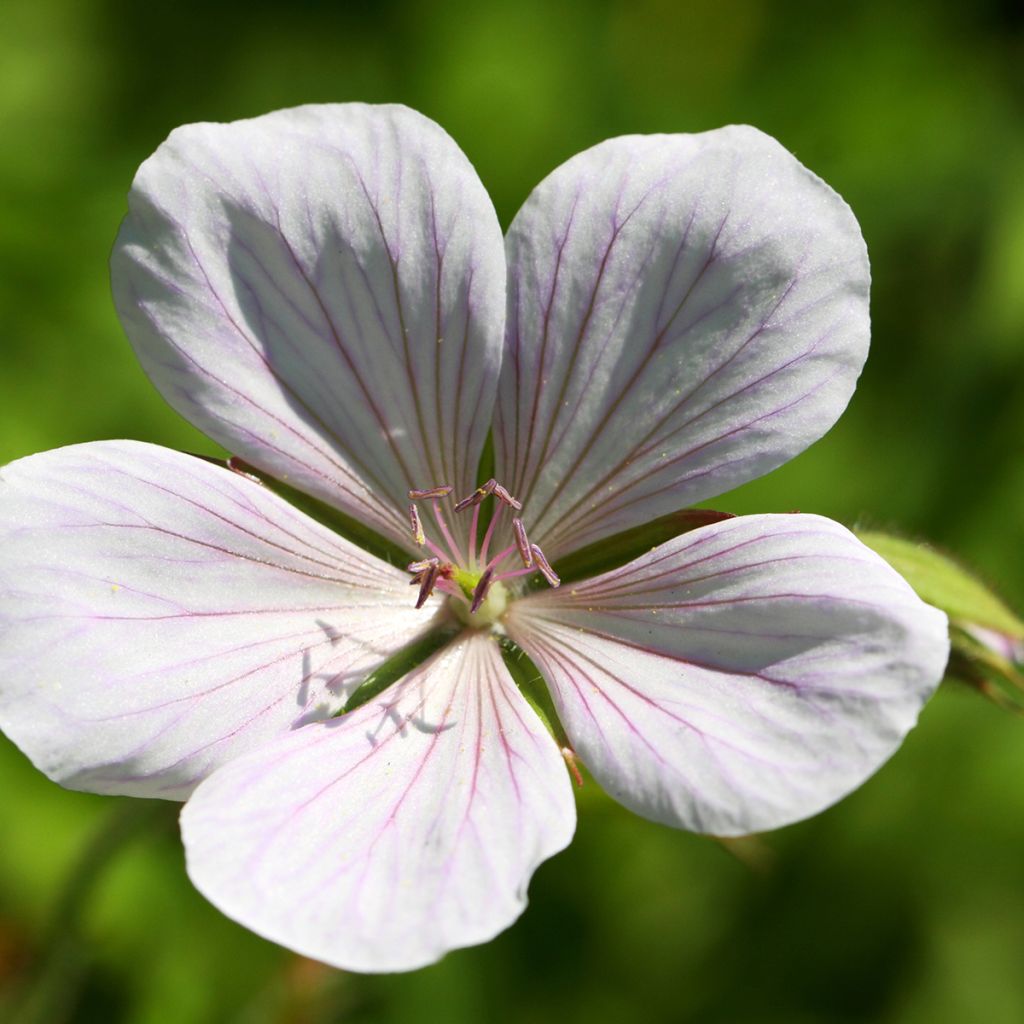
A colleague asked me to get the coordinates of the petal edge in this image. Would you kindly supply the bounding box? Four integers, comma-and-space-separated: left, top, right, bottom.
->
112, 103, 506, 549
181, 631, 576, 972
498, 127, 870, 558
508, 514, 948, 835
0, 441, 437, 799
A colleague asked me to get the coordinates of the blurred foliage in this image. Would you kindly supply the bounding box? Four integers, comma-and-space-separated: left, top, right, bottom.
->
2, 0, 1024, 1021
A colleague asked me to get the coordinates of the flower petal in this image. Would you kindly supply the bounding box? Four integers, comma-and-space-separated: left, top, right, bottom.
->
497, 128, 870, 558
180, 631, 575, 973
506, 515, 948, 835
111, 104, 506, 549
0, 441, 437, 799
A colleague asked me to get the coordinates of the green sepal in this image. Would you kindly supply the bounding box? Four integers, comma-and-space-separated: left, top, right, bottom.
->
339, 623, 461, 715
497, 635, 571, 748
549, 508, 736, 587
191, 453, 413, 568
855, 529, 1024, 639
945, 625, 1024, 715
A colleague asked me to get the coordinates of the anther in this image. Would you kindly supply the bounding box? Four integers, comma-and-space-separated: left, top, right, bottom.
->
407, 557, 438, 574
408, 503, 425, 546
408, 485, 453, 500
454, 478, 496, 513
512, 517, 533, 568
469, 567, 495, 614
530, 543, 560, 587
493, 483, 522, 510
415, 562, 440, 609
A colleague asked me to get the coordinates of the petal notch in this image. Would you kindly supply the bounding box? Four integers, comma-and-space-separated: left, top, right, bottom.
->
112, 104, 506, 549
498, 128, 870, 558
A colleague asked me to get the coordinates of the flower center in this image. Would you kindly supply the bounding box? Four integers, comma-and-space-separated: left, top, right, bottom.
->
405, 478, 559, 626
452, 578, 509, 628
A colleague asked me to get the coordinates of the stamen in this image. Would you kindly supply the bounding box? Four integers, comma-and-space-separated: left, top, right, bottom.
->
415, 562, 440, 609
561, 747, 584, 787
469, 567, 495, 614
530, 543, 560, 587
454, 478, 496, 513
493, 483, 522, 510
493, 565, 536, 583
407, 557, 438, 574
468, 501, 481, 569
478, 502, 502, 566
404, 476, 559, 613
484, 545, 517, 573
512, 517, 533, 568
409, 560, 448, 586
408, 485, 453, 500
408, 503, 425, 546
431, 501, 464, 564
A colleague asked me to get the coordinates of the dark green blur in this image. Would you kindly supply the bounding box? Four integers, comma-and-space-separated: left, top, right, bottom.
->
2, 1, 1023, 1021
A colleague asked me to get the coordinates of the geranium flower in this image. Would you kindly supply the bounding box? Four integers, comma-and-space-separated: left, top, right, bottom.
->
0, 105, 948, 972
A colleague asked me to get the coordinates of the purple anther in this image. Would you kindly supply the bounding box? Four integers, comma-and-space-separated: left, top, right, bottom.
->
530, 543, 560, 588
469, 567, 495, 614
512, 517, 534, 568
493, 483, 523, 511
415, 562, 440, 609
408, 503, 425, 546
453, 478, 497, 513
408, 485, 454, 500
407, 557, 438, 574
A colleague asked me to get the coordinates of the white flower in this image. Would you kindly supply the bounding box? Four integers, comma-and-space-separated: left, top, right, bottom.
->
0, 105, 948, 972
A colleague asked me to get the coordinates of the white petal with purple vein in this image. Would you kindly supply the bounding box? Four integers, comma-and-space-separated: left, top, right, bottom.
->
112, 104, 506, 549
497, 127, 870, 558
0, 441, 435, 799
181, 631, 575, 973
507, 515, 948, 835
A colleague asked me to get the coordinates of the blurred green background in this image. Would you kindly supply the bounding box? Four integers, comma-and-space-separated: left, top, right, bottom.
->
2, 0, 1023, 1021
